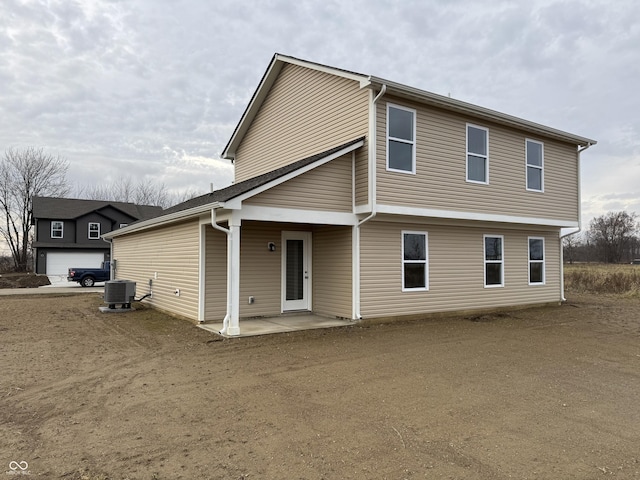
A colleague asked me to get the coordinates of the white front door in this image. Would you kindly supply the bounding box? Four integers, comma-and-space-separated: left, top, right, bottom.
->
282, 231, 312, 312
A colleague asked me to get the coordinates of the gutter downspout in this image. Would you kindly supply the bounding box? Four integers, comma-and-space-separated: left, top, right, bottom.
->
359, 83, 386, 226
354, 84, 386, 320
210, 208, 232, 335
559, 142, 593, 301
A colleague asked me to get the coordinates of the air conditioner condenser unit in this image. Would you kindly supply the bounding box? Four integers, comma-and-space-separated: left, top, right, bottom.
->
104, 280, 136, 309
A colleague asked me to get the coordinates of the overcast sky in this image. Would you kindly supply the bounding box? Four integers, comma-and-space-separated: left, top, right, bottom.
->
1, 0, 639, 227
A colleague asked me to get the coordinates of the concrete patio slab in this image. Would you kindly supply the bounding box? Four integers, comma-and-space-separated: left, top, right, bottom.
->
199, 313, 356, 337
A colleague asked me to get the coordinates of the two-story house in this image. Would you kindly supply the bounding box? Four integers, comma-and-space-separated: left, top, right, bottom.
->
32, 196, 162, 275
102, 54, 596, 336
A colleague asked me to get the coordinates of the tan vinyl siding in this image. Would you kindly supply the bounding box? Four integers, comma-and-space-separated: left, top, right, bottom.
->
237, 222, 352, 319
313, 226, 352, 318
112, 219, 200, 321
360, 220, 560, 319
204, 225, 227, 321
234, 64, 369, 183
239, 222, 297, 317
354, 146, 369, 207
244, 153, 353, 212
376, 96, 579, 223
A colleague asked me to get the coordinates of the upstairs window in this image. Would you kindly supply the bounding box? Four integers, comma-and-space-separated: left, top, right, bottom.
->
88, 222, 100, 239
402, 231, 428, 291
528, 237, 545, 284
484, 235, 503, 287
467, 124, 489, 183
387, 104, 416, 173
51, 221, 63, 239
526, 140, 544, 191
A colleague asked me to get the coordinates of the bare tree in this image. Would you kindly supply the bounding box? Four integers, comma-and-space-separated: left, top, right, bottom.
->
589, 211, 638, 263
75, 177, 201, 209
0, 147, 69, 271
166, 187, 202, 208
562, 234, 581, 264
133, 178, 170, 208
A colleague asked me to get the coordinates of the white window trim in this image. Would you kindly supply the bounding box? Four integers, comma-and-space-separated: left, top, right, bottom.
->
402, 230, 429, 292
386, 103, 417, 174
51, 221, 63, 239
528, 236, 545, 285
466, 123, 489, 184
483, 234, 504, 288
525, 139, 544, 192
88, 222, 101, 239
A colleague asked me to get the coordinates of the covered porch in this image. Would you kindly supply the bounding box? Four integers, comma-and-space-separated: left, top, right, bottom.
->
201, 219, 357, 336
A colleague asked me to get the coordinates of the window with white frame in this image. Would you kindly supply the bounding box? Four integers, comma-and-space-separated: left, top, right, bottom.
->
402, 231, 428, 290
467, 124, 489, 183
51, 221, 63, 238
526, 139, 544, 191
387, 104, 416, 173
484, 235, 503, 287
88, 222, 100, 239
528, 237, 545, 284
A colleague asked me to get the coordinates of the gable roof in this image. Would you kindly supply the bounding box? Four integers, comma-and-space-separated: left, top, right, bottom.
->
104, 137, 364, 238
32, 196, 163, 221
222, 53, 596, 160
222, 54, 369, 160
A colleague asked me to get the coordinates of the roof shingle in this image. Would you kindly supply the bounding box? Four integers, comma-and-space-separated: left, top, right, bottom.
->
32, 197, 163, 221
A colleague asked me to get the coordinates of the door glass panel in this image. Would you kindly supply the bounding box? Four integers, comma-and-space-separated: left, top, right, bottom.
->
286, 239, 304, 301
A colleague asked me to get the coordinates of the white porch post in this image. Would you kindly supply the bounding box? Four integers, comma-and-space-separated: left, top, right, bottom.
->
198, 223, 206, 322
226, 212, 242, 336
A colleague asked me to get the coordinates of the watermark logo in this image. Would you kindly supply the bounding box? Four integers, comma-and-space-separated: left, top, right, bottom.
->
6, 461, 29, 476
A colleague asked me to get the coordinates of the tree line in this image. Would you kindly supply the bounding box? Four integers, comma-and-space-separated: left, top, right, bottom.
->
0, 147, 203, 272
564, 211, 640, 264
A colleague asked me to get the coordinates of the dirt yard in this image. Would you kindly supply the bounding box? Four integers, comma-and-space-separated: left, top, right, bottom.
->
1, 292, 639, 479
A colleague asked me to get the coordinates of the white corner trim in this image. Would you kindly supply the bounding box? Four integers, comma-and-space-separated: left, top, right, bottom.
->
375, 204, 579, 228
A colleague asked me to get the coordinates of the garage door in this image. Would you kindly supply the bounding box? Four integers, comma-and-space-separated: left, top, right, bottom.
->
46, 252, 105, 275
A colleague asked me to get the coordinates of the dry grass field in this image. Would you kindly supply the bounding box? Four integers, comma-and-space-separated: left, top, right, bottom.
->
564, 263, 640, 296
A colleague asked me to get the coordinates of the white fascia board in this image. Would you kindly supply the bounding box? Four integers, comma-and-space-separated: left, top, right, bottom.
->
240, 205, 358, 226
354, 204, 371, 215
103, 202, 222, 238
367, 77, 596, 147
276, 54, 370, 87
375, 204, 578, 228
224, 139, 365, 210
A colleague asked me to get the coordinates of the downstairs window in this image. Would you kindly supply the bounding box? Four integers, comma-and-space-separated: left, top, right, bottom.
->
529, 237, 545, 284
484, 235, 503, 287
402, 231, 428, 291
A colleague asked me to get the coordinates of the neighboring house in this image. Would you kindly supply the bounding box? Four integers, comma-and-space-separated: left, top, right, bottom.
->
32, 197, 162, 275
102, 54, 596, 336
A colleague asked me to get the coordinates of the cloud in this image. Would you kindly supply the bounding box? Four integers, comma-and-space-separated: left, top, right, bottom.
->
0, 0, 638, 221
